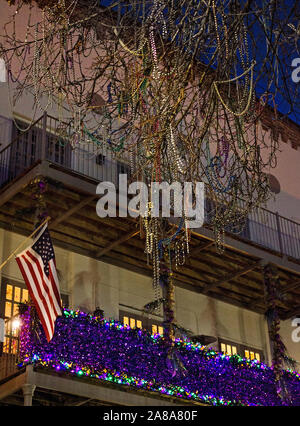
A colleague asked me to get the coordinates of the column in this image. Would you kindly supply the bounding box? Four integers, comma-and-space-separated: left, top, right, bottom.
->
22, 383, 36, 406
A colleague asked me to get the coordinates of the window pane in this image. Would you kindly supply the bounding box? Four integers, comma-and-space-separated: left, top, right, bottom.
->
13, 303, 19, 316
226, 344, 232, 355
123, 316, 129, 327
255, 353, 260, 362
158, 326, 164, 335
250, 351, 255, 360
221, 343, 226, 353
5, 320, 10, 334
245, 350, 250, 359
11, 338, 18, 354
5, 301, 12, 318
6, 285, 13, 301
152, 325, 158, 335
130, 318, 135, 328
14, 287, 21, 303
232, 346, 237, 355
136, 320, 142, 329
3, 337, 10, 353
22, 289, 29, 303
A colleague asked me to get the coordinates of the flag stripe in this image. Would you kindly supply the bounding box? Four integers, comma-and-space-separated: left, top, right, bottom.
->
49, 260, 62, 315
20, 253, 54, 338
15, 224, 62, 342
26, 250, 60, 318
25, 251, 57, 323
16, 256, 52, 342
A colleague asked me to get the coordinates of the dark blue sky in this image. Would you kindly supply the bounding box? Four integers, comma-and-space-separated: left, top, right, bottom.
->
98, 0, 300, 125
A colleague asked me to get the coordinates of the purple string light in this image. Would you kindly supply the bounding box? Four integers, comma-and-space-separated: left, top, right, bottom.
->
18, 307, 300, 406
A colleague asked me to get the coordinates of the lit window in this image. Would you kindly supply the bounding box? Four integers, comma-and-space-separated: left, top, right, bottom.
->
226, 344, 232, 355
22, 289, 29, 303
13, 303, 19, 316
122, 313, 143, 330
14, 287, 21, 303
220, 339, 264, 362
5, 301, 12, 317
2, 282, 27, 355
152, 325, 158, 335
6, 285, 13, 300
158, 326, 164, 335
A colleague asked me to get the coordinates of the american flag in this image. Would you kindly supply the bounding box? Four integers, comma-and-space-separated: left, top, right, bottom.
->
15, 223, 62, 342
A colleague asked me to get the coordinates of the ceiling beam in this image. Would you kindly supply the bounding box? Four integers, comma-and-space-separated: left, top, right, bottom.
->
202, 261, 260, 294
280, 278, 300, 295
49, 195, 96, 229
248, 276, 300, 311
187, 240, 215, 259
95, 230, 139, 258
282, 306, 300, 320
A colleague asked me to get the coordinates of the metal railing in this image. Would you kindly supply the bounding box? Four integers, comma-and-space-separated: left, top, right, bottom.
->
0, 112, 299, 260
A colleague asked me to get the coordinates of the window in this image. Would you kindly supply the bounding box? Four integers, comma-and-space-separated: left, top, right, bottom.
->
152, 324, 164, 336
122, 314, 143, 330
220, 342, 237, 356
117, 161, 130, 176
96, 153, 106, 166
0, 281, 28, 354
219, 338, 264, 362
0, 278, 68, 355
61, 293, 69, 309
120, 309, 163, 335
243, 347, 262, 362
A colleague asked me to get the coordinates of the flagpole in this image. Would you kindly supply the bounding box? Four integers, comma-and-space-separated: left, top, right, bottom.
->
0, 216, 51, 272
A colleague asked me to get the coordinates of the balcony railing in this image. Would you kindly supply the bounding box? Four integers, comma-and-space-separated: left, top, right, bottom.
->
0, 316, 21, 382
0, 113, 299, 260
13, 306, 300, 406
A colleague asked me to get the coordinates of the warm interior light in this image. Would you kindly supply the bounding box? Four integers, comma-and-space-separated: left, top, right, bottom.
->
12, 318, 21, 331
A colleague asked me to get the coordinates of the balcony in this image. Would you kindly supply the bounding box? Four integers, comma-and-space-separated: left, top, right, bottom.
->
0, 306, 299, 406
0, 113, 300, 321
0, 113, 299, 261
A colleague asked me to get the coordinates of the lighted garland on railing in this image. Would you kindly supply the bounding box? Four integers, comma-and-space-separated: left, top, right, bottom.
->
18, 306, 300, 406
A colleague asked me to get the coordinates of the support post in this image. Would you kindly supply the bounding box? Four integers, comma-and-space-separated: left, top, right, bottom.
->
275, 212, 284, 255
262, 262, 291, 404
162, 270, 176, 347
41, 112, 47, 161
22, 383, 36, 406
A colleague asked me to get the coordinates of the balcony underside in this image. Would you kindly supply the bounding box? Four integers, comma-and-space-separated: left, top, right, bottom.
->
0, 365, 193, 406
0, 160, 300, 319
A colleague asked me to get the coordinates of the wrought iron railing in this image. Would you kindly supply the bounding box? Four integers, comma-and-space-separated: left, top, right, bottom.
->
0, 113, 299, 260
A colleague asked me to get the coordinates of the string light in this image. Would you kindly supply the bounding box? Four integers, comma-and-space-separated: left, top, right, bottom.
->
18, 306, 300, 406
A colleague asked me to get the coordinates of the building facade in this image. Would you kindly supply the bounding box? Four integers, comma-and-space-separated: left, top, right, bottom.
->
0, 0, 300, 406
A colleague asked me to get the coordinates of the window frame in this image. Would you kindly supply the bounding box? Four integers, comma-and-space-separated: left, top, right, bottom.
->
119, 309, 164, 336
218, 337, 265, 362
0, 278, 28, 355
0, 277, 69, 355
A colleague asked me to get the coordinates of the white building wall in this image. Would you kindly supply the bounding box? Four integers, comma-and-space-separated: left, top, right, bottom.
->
1, 228, 299, 367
